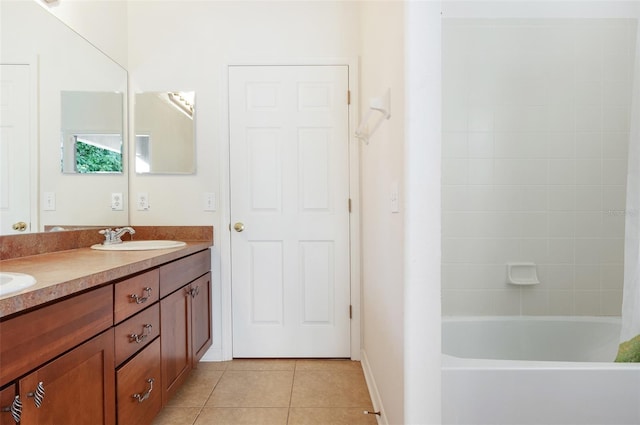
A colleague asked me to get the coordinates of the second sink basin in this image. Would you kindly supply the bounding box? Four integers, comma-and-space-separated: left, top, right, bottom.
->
0, 272, 37, 296
91, 240, 186, 251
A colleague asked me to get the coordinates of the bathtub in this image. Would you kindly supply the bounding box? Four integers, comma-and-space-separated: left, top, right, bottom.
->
442, 316, 640, 425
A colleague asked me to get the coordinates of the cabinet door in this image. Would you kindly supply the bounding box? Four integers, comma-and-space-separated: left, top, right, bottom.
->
191, 273, 212, 363
19, 330, 115, 425
160, 286, 191, 404
0, 384, 18, 425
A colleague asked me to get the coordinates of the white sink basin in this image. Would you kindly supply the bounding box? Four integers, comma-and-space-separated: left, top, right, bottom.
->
0, 272, 37, 296
91, 240, 186, 251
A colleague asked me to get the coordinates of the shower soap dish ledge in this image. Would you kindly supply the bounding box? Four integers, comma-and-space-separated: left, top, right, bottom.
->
507, 262, 540, 285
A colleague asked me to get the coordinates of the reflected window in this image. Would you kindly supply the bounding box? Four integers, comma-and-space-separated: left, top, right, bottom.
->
71, 134, 122, 173
135, 134, 150, 173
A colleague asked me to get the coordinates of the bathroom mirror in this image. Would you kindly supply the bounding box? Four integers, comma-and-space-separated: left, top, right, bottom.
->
134, 91, 196, 174
61, 91, 124, 174
0, 1, 128, 234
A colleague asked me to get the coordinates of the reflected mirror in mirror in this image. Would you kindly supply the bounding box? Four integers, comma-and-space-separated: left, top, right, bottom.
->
60, 91, 124, 174
135, 91, 196, 174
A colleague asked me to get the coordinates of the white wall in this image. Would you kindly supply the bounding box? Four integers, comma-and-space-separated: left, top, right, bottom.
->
359, 3, 405, 424
36, 0, 128, 68
442, 19, 637, 317
127, 0, 361, 361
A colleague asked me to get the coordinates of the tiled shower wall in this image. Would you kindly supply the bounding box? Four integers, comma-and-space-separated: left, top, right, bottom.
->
442, 19, 638, 316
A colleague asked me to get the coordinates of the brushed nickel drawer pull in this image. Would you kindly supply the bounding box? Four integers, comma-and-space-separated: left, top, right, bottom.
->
26, 382, 45, 408
130, 287, 152, 304
1, 395, 22, 423
132, 378, 154, 403
188, 286, 200, 298
129, 324, 153, 344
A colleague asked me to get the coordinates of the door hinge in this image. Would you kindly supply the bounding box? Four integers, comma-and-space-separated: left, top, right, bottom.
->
348, 198, 352, 213
349, 305, 353, 319
347, 90, 351, 105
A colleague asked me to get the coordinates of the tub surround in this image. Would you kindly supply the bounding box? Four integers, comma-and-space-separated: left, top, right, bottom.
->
0, 226, 213, 317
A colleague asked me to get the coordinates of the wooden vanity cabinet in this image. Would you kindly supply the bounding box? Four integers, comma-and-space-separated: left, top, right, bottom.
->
159, 250, 212, 404
0, 247, 212, 425
17, 330, 116, 425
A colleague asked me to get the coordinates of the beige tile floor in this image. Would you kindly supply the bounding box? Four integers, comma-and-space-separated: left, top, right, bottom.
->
152, 359, 378, 425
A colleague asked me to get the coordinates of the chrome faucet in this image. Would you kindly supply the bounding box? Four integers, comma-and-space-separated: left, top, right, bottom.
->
99, 226, 136, 245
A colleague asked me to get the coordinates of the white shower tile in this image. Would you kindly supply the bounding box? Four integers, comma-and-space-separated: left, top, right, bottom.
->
575, 159, 602, 185
468, 132, 494, 158
442, 132, 468, 158
574, 212, 603, 238
468, 106, 494, 132
519, 238, 550, 264
468, 159, 494, 185
442, 158, 469, 185
575, 186, 603, 211
601, 265, 624, 290
495, 159, 547, 185
442, 186, 469, 211
547, 238, 574, 264
575, 132, 601, 158
521, 289, 549, 316
602, 187, 626, 212
548, 188, 575, 211
543, 265, 575, 290
575, 265, 601, 290
549, 212, 575, 237
573, 80, 602, 105
492, 238, 522, 264
543, 104, 574, 132
545, 133, 574, 159
575, 105, 602, 132
548, 160, 575, 185
604, 79, 633, 106
575, 239, 601, 264
574, 291, 601, 315
520, 188, 547, 212
600, 238, 624, 264
603, 106, 630, 132
602, 213, 625, 238
602, 159, 627, 185
602, 132, 629, 159
492, 290, 522, 315
548, 290, 574, 315
519, 213, 549, 238
601, 290, 623, 316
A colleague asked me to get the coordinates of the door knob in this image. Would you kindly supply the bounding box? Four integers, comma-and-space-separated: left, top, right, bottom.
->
233, 222, 245, 232
12, 221, 27, 232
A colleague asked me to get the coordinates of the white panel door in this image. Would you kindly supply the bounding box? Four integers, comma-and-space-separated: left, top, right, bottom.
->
229, 65, 350, 358
0, 64, 31, 234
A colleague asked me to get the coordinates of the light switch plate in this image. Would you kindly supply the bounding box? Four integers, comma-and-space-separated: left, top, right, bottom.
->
203, 192, 216, 211
43, 192, 56, 211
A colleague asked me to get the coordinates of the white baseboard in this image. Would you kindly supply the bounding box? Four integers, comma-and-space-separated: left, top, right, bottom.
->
361, 349, 389, 425
199, 347, 223, 362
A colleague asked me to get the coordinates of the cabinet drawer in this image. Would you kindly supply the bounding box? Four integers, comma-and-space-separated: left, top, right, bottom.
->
114, 269, 160, 324
0, 285, 113, 387
114, 303, 160, 366
117, 338, 161, 425
159, 250, 210, 297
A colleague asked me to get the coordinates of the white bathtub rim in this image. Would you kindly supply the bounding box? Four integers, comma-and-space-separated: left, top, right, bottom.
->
442, 315, 640, 370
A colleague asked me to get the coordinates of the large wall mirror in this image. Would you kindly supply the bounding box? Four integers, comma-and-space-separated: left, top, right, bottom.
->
134, 91, 196, 174
0, 1, 128, 234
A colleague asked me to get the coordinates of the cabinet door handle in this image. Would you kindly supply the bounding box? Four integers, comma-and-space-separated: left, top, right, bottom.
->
129, 324, 153, 344
26, 382, 45, 408
1, 395, 22, 423
132, 378, 154, 403
130, 287, 152, 304
188, 286, 200, 298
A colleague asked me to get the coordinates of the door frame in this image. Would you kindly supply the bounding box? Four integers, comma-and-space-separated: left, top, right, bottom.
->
219, 58, 361, 360
1, 57, 39, 234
